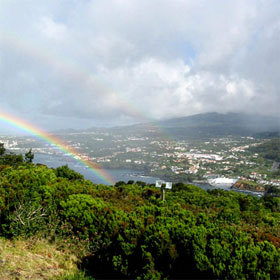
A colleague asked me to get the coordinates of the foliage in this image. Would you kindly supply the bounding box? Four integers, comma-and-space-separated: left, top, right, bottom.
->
0, 152, 279, 279
115, 181, 126, 187
0, 143, 24, 166
24, 148, 34, 163
0, 143, 5, 156
250, 139, 280, 162
266, 186, 280, 197
0, 165, 57, 236
0, 153, 24, 166
54, 165, 84, 181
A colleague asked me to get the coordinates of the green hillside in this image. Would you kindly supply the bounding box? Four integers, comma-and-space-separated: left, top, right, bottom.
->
250, 139, 280, 162
0, 149, 280, 279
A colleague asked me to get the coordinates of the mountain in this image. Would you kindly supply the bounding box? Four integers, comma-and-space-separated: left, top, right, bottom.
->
108, 112, 280, 139
54, 112, 280, 140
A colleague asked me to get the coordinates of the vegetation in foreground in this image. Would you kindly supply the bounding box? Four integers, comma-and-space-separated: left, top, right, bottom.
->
0, 237, 80, 280
0, 145, 280, 279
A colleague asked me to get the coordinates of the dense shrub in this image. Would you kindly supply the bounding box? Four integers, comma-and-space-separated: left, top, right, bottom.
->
0, 159, 279, 279
55, 165, 84, 181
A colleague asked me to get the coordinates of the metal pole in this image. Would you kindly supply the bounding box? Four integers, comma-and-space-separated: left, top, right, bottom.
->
161, 186, 165, 201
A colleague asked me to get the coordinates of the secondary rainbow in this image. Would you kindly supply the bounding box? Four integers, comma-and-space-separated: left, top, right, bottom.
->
1, 31, 174, 140
0, 112, 114, 185
1, 32, 172, 128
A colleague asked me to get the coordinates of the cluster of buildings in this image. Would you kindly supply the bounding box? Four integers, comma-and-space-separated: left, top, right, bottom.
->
1, 134, 279, 189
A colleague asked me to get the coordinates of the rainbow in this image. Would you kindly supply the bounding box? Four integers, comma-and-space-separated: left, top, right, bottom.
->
0, 32, 173, 184
0, 31, 148, 122
0, 31, 173, 139
0, 111, 114, 185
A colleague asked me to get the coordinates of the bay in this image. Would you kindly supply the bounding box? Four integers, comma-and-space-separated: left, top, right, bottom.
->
33, 153, 160, 185
34, 153, 263, 197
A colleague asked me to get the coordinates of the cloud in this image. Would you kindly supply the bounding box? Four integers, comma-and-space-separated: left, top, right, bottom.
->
0, 0, 279, 130
39, 17, 68, 41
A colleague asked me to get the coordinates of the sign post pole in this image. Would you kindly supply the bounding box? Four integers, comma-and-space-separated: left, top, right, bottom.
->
161, 185, 165, 201
156, 180, 172, 201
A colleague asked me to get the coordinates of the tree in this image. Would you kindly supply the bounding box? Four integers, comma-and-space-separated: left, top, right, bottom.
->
54, 165, 84, 180
24, 149, 34, 163
115, 181, 126, 187
1, 153, 24, 166
0, 143, 5, 156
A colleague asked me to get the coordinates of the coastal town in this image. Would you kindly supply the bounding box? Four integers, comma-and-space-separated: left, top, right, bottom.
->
1, 131, 279, 191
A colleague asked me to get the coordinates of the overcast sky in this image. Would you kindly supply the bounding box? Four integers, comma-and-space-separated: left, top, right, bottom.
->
0, 0, 280, 131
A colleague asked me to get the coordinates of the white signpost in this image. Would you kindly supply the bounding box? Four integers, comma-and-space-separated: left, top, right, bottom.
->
155, 180, 172, 201
155, 180, 164, 188
165, 182, 172, 189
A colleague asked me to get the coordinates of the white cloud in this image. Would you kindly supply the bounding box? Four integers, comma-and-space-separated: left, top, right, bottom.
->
39, 17, 67, 41
0, 0, 279, 129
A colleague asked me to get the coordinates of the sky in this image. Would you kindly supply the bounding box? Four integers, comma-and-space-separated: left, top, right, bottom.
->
0, 0, 280, 132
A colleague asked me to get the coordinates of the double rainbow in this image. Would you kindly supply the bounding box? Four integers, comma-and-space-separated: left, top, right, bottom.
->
0, 31, 173, 185
1, 31, 173, 139
0, 112, 114, 185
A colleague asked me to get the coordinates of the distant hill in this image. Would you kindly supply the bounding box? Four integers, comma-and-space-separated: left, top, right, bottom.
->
109, 112, 280, 139
56, 112, 280, 140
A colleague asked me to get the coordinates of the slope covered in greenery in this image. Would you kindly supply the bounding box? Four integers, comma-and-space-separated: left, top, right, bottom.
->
0, 150, 280, 279
250, 139, 280, 162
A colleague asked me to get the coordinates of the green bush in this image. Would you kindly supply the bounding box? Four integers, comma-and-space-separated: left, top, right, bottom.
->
55, 165, 84, 181
0, 160, 279, 279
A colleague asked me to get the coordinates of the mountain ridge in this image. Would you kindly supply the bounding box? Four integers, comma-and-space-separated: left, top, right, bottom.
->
53, 112, 280, 139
